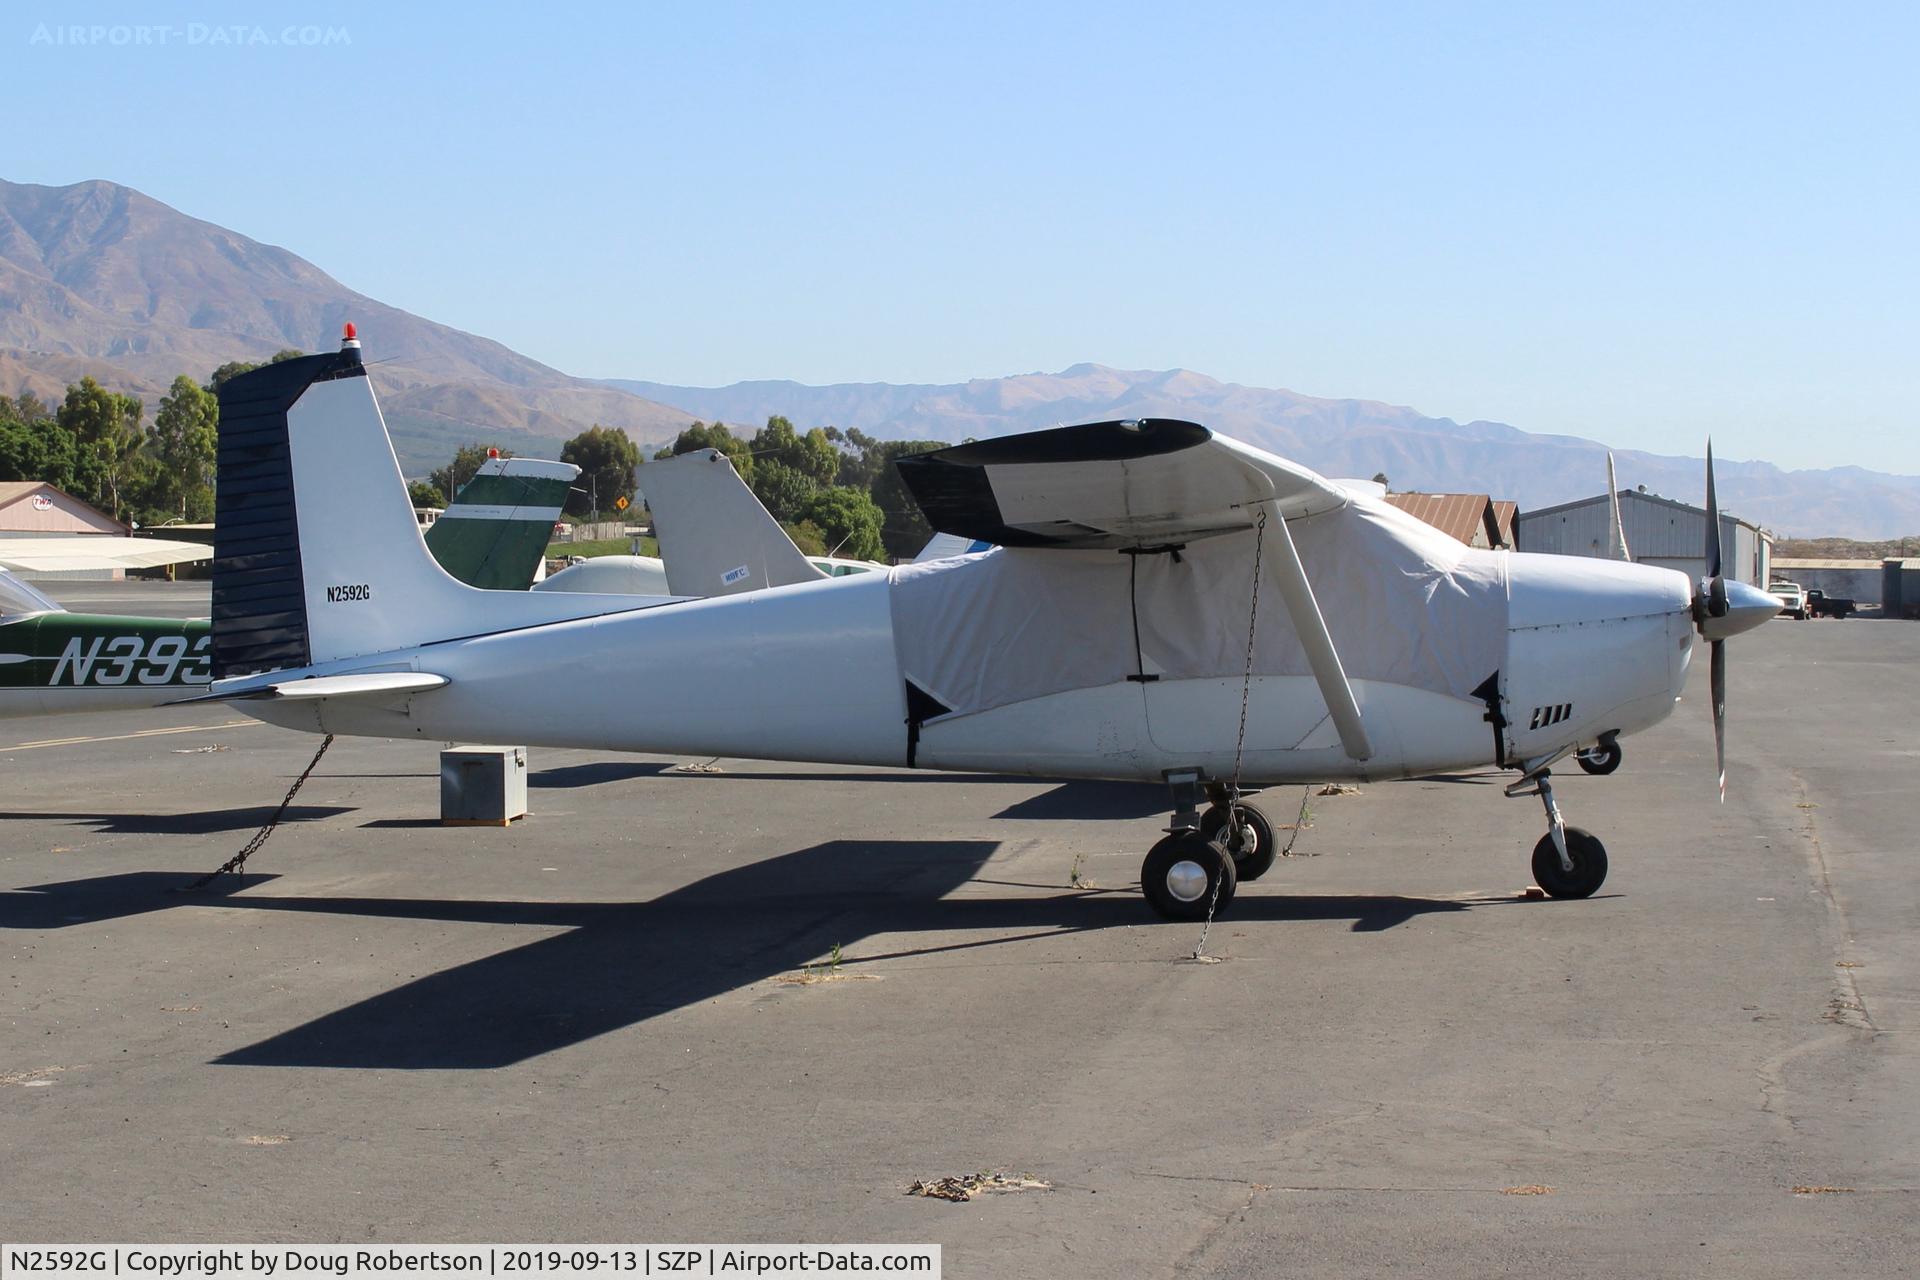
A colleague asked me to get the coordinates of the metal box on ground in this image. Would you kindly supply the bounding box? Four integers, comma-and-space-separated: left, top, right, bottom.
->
440, 745, 528, 826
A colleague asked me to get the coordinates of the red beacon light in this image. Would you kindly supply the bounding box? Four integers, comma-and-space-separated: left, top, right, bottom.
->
341, 321, 360, 349
487, 448, 500, 459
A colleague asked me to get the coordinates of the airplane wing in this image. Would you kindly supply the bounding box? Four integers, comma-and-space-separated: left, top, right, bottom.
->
0, 536, 214, 574
895, 419, 1371, 760
892, 419, 1349, 549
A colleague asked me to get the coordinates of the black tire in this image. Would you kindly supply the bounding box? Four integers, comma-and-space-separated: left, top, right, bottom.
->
1575, 744, 1622, 776
1199, 802, 1278, 881
1141, 833, 1239, 920
1531, 827, 1608, 899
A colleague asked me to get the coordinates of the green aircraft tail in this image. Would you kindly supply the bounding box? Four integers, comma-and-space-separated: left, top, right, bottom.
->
423, 457, 579, 590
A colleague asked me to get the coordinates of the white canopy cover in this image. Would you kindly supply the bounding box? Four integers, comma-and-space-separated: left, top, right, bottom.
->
889, 430, 1509, 721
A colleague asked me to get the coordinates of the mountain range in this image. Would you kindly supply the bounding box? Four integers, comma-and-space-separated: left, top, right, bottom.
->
0, 178, 692, 473
2, 177, 1914, 537
613, 369, 1920, 539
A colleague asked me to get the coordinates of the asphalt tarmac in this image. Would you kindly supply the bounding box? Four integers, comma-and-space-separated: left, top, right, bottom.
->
3, 582, 1915, 1276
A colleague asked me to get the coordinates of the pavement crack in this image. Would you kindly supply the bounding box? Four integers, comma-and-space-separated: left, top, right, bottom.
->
1756, 1030, 1855, 1138
1166, 1179, 1261, 1278
1750, 776, 1880, 1139
1789, 771, 1876, 1033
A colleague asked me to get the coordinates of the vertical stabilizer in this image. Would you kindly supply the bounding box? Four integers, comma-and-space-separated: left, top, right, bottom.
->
640, 448, 827, 597
426, 456, 578, 590
212, 330, 658, 681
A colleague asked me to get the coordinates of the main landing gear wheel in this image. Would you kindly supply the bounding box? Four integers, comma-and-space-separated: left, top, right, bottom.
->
1575, 744, 1622, 775
1531, 827, 1608, 899
1142, 833, 1238, 921
1199, 803, 1277, 881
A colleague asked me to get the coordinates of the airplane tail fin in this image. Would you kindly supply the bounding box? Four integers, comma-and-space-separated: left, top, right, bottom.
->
638, 448, 826, 597
212, 330, 645, 682
425, 456, 578, 590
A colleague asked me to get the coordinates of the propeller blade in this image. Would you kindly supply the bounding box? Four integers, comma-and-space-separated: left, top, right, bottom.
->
1606, 451, 1632, 562
1703, 439, 1722, 581
1711, 638, 1727, 803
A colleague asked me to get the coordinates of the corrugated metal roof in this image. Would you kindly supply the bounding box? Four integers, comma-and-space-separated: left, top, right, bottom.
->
1384, 493, 1494, 547
1524, 488, 1765, 533
1772, 558, 1882, 570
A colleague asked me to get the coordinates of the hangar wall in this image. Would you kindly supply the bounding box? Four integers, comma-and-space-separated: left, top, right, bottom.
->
1515, 491, 1771, 586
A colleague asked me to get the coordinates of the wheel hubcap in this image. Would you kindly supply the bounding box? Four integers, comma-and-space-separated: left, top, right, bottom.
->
1166, 859, 1210, 903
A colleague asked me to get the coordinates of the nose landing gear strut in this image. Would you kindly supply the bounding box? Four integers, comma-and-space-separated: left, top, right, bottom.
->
1506, 766, 1609, 899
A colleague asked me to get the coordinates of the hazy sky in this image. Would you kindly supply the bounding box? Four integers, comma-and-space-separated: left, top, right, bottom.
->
11, 2, 1917, 472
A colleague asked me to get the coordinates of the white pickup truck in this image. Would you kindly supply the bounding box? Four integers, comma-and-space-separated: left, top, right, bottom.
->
1767, 580, 1809, 620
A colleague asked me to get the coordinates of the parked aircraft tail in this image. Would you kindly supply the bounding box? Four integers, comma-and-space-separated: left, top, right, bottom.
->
425, 455, 578, 590
638, 448, 826, 598
211, 328, 654, 683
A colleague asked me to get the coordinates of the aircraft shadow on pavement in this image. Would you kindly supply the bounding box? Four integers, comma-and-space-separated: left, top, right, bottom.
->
641, 769, 1038, 786
0, 806, 354, 835
991, 780, 1167, 821
0, 871, 279, 927
1, 845, 1477, 1072
529, 761, 674, 789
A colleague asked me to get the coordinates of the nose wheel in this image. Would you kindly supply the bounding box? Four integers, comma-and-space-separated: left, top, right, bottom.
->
1508, 766, 1610, 899
1531, 827, 1608, 898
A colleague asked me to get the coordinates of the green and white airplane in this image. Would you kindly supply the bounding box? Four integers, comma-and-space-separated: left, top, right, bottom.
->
0, 455, 576, 718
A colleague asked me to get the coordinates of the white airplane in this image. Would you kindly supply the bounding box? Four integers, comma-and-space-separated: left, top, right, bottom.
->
537, 446, 883, 599
202, 331, 1778, 919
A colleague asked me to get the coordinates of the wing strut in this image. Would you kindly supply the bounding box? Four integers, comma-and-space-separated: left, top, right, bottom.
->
1265, 508, 1373, 761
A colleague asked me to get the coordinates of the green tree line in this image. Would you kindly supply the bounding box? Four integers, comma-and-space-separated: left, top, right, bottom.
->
3, 357, 952, 562
651, 417, 946, 561
0, 350, 304, 527
424, 417, 951, 563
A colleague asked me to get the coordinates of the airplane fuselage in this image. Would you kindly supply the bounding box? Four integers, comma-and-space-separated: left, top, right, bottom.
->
0, 614, 210, 718
238, 548, 1696, 786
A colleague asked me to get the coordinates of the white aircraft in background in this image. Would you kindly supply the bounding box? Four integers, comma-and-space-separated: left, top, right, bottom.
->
538, 446, 884, 599
201, 330, 1777, 919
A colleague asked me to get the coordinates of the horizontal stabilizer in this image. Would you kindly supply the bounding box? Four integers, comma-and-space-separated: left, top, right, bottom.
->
176, 670, 450, 704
